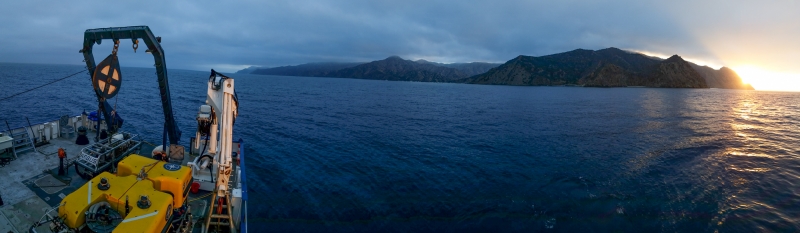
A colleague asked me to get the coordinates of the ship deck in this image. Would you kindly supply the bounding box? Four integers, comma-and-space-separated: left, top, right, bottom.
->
0, 137, 81, 232
0, 137, 216, 232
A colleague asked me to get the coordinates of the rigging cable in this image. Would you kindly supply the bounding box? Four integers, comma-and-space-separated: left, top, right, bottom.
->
0, 69, 87, 102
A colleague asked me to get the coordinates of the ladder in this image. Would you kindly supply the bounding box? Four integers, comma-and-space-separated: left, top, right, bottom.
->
205, 171, 237, 233
5, 119, 37, 159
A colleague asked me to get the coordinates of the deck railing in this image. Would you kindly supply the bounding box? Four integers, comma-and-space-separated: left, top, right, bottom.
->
76, 132, 142, 172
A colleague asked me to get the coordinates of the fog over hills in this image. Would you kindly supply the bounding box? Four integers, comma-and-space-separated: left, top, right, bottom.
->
322, 56, 467, 82
243, 58, 499, 80
250, 62, 365, 77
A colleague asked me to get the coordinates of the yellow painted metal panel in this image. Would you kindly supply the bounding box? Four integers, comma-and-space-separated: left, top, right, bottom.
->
116, 154, 160, 177
119, 154, 192, 208
58, 173, 137, 229
147, 161, 192, 208
113, 179, 173, 233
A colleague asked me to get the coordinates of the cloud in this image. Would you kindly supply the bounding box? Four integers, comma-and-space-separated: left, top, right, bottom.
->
0, 0, 797, 76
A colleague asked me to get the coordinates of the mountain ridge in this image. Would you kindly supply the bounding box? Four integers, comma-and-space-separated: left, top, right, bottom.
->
240, 47, 753, 90
250, 62, 364, 77
466, 48, 751, 89
327, 56, 468, 82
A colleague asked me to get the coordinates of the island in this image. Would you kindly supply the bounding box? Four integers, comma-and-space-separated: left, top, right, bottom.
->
240, 47, 753, 90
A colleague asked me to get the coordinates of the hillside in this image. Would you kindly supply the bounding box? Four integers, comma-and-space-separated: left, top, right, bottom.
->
466, 47, 750, 89
414, 60, 500, 76
250, 62, 364, 77
690, 64, 754, 89
327, 56, 467, 82
235, 66, 261, 74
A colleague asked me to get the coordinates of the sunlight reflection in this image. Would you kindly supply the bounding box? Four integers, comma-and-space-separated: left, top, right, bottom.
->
731, 98, 758, 140
727, 96, 775, 160
640, 89, 666, 118
728, 151, 774, 159
729, 166, 771, 173
730, 124, 754, 130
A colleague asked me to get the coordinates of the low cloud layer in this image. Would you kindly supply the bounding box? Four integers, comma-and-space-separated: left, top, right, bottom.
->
1, 0, 797, 77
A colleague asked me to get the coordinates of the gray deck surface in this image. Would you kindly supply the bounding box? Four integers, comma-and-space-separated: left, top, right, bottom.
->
0, 137, 84, 232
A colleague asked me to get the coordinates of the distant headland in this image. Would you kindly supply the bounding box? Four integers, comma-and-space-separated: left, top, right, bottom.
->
238, 47, 753, 90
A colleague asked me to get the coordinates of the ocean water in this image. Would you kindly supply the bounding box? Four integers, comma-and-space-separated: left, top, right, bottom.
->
1, 63, 799, 232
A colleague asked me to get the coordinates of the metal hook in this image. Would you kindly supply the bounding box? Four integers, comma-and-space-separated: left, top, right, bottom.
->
132, 39, 139, 53
112, 40, 120, 56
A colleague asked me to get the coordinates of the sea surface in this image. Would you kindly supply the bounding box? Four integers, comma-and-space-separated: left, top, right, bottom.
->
1, 63, 799, 232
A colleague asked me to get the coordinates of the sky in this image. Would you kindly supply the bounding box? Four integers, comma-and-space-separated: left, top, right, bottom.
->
1, 0, 798, 91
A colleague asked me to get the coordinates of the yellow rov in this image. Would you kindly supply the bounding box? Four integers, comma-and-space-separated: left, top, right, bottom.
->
57, 155, 193, 232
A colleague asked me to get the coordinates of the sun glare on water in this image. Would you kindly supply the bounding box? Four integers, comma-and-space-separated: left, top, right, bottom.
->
733, 66, 800, 92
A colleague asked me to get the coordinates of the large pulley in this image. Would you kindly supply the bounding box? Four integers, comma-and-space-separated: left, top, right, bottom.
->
93, 40, 122, 99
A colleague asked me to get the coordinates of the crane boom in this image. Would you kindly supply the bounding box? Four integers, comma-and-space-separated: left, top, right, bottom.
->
80, 26, 181, 144
191, 70, 240, 232
205, 70, 238, 196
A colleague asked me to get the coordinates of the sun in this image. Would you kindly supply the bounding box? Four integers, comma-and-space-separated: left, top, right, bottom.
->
732, 65, 800, 92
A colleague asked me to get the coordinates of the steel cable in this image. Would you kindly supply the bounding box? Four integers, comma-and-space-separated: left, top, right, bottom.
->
0, 68, 87, 102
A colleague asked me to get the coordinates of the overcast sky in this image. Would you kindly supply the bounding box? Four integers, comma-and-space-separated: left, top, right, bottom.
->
1, 0, 797, 90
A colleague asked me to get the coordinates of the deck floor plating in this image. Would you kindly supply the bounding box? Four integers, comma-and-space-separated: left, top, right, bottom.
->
0, 137, 86, 232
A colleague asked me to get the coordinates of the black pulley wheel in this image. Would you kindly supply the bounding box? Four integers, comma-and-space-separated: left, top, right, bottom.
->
93, 54, 122, 99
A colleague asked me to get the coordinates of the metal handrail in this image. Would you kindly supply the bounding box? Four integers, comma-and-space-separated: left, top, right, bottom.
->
77, 132, 141, 171
3, 114, 82, 132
